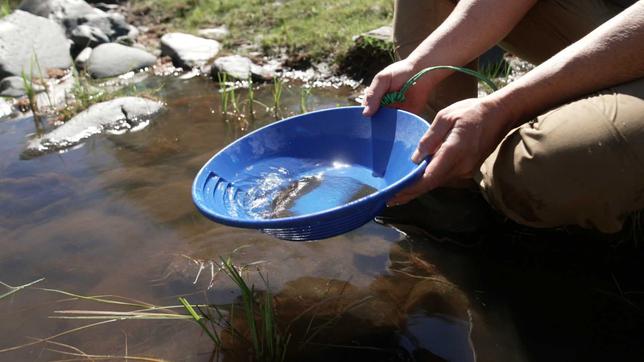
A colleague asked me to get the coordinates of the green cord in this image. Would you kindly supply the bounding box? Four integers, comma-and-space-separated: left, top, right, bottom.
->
380, 65, 498, 105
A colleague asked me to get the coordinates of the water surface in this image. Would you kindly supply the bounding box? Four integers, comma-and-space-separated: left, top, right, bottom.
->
1, 76, 643, 361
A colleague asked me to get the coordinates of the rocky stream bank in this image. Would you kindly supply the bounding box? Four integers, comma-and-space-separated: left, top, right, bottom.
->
0, 0, 400, 157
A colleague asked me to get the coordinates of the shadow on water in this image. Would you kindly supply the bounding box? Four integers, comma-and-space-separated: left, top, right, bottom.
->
1, 76, 643, 361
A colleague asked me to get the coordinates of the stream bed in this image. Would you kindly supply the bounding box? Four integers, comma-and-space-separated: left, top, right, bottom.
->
1, 76, 643, 361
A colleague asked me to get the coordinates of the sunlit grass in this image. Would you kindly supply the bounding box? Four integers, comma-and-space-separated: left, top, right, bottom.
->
131, 0, 393, 63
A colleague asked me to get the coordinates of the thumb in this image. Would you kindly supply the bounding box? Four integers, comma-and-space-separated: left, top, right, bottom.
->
362, 73, 391, 117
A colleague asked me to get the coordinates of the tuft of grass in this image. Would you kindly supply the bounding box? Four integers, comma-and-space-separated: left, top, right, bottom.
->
58, 65, 162, 123
21, 70, 40, 119
218, 256, 290, 362
217, 72, 230, 117
131, 0, 393, 63
479, 59, 512, 88
247, 78, 255, 118
179, 297, 223, 347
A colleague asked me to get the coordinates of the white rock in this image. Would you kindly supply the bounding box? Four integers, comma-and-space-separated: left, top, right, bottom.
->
197, 26, 229, 40
160, 32, 221, 68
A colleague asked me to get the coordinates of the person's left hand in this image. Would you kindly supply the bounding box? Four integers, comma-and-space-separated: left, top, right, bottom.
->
388, 96, 512, 206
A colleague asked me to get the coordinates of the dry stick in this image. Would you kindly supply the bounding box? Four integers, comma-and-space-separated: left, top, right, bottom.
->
0, 320, 117, 353
0, 278, 45, 300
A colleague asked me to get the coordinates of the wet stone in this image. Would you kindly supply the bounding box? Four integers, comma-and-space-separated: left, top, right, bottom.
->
24, 97, 164, 157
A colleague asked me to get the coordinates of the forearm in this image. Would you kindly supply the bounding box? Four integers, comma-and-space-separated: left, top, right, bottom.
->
492, 2, 644, 127
406, 0, 536, 88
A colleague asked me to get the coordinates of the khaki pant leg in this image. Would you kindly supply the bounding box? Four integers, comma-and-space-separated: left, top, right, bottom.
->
478, 79, 644, 233
393, 0, 478, 115
501, 0, 625, 64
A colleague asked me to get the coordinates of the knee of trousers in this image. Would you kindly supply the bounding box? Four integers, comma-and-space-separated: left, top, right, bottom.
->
476, 90, 644, 233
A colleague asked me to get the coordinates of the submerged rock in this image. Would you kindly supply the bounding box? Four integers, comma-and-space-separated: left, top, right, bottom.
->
24, 97, 164, 157
0, 10, 71, 79
86, 43, 156, 78
160, 32, 221, 69
211, 55, 275, 81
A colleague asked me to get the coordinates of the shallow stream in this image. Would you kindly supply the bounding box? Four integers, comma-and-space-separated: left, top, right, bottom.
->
1, 76, 642, 361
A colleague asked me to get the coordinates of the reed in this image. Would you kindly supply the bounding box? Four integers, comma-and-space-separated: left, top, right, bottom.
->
299, 86, 311, 114
217, 72, 230, 116
230, 82, 240, 114
247, 78, 255, 117
272, 77, 283, 119
0, 278, 44, 300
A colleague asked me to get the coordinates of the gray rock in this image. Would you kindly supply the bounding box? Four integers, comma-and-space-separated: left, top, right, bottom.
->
352, 25, 392, 42
0, 76, 27, 98
0, 10, 71, 79
77, 12, 138, 43
212, 55, 252, 80
18, 0, 96, 22
87, 43, 156, 78
212, 55, 274, 81
92, 3, 119, 12
160, 32, 220, 69
25, 97, 163, 156
70, 24, 109, 49
74, 47, 92, 69
197, 26, 229, 41
19, 0, 138, 42
250, 63, 277, 81
1, 76, 48, 98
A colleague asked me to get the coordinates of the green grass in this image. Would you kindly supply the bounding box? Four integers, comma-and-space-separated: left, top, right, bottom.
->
272, 76, 283, 118
299, 87, 311, 113
131, 0, 393, 63
0, 0, 19, 17
58, 64, 162, 123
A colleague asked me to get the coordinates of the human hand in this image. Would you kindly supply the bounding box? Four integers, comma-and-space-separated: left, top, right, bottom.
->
362, 59, 432, 117
388, 96, 511, 206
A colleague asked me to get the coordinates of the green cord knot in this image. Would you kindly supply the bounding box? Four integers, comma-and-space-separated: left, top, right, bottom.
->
380, 65, 498, 106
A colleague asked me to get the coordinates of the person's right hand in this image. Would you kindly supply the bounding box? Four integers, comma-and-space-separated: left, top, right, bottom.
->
362, 59, 432, 117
